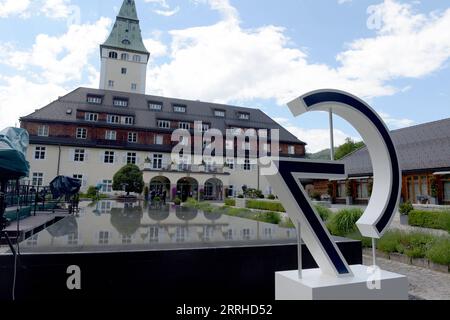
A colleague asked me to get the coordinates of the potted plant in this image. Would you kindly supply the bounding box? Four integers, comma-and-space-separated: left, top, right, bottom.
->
399, 201, 413, 225
430, 176, 438, 205
345, 180, 353, 205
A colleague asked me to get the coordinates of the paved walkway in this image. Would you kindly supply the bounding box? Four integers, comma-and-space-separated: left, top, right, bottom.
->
363, 254, 450, 300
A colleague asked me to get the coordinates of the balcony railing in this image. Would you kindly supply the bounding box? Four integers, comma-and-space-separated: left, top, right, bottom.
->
142, 163, 226, 174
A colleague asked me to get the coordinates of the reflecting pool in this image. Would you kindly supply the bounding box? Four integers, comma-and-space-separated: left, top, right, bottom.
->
15, 200, 297, 253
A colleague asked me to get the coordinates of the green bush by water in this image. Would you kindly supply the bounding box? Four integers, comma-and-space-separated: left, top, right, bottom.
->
408, 210, 450, 232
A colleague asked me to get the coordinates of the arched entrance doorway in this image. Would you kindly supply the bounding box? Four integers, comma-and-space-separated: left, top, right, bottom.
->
150, 176, 171, 199
177, 177, 199, 202
204, 178, 224, 201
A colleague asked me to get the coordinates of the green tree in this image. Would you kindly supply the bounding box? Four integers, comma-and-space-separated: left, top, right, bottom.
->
335, 138, 365, 160
112, 164, 144, 195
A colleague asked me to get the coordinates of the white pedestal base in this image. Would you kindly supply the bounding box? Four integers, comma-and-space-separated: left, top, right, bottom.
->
275, 265, 408, 300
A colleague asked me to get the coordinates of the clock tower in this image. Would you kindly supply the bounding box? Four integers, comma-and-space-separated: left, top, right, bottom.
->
99, 0, 149, 94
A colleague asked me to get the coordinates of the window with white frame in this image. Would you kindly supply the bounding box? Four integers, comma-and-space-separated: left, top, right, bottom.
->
121, 53, 129, 60
121, 67, 127, 74
288, 145, 295, 155
32, 172, 43, 186
122, 116, 134, 125
242, 228, 251, 240
122, 235, 132, 244
179, 122, 190, 130
87, 96, 102, 104
128, 132, 138, 143
228, 185, 234, 197
127, 152, 137, 164
101, 180, 113, 193
85, 113, 98, 122
74, 149, 85, 162
108, 80, 114, 88
113, 98, 128, 107
148, 101, 162, 111
131, 83, 137, 91
34, 146, 46, 160
73, 174, 83, 181
153, 154, 163, 169
104, 151, 115, 164
133, 55, 141, 62
105, 130, 117, 140
149, 227, 159, 243
76, 128, 87, 139
154, 135, 163, 145
157, 120, 171, 129
98, 231, 109, 244
107, 115, 120, 124
214, 110, 225, 117
108, 51, 117, 59
37, 125, 49, 137
173, 104, 186, 113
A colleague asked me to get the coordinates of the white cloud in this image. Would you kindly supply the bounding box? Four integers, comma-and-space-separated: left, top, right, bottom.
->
0, 0, 76, 19
0, 17, 112, 129
143, 38, 168, 58
154, 7, 180, 17
145, 0, 180, 17
41, 0, 72, 18
0, 17, 111, 84
338, 0, 352, 4
147, 0, 450, 105
379, 112, 415, 129
0, 0, 30, 18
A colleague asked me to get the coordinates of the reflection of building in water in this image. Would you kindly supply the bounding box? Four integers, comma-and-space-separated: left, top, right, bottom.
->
22, 201, 296, 249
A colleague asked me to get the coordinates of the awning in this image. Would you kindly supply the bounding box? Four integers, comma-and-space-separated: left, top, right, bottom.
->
0, 127, 30, 180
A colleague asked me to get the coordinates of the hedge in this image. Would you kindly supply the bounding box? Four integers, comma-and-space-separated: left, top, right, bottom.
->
224, 198, 236, 206
408, 210, 450, 232
246, 200, 286, 212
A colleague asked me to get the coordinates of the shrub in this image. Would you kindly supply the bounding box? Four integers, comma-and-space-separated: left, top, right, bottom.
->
174, 197, 181, 205
426, 238, 450, 265
86, 186, 97, 198
327, 208, 363, 236
112, 164, 144, 195
377, 231, 403, 254
267, 194, 276, 200
246, 200, 285, 212
224, 198, 236, 206
237, 194, 244, 199
314, 205, 332, 221
399, 201, 414, 215
408, 210, 450, 232
254, 211, 281, 224
377, 231, 435, 258
310, 192, 321, 201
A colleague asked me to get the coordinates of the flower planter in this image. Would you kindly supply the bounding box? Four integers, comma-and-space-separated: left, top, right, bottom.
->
400, 214, 409, 225
389, 252, 411, 265
411, 258, 429, 268
429, 262, 449, 273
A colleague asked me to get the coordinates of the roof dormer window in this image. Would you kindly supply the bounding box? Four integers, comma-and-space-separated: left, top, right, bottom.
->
113, 98, 128, 107
173, 104, 186, 113
148, 101, 162, 111
214, 110, 225, 118
87, 95, 102, 104
121, 53, 129, 60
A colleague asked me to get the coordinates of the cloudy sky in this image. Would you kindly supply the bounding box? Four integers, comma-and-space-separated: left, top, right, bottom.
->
0, 0, 449, 152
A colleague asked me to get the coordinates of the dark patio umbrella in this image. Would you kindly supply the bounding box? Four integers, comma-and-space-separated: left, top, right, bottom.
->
49, 176, 81, 198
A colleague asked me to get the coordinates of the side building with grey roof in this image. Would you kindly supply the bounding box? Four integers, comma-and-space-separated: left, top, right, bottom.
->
312, 118, 450, 205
